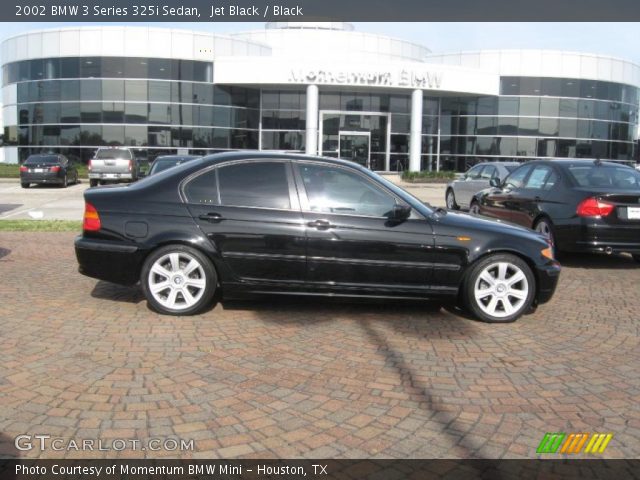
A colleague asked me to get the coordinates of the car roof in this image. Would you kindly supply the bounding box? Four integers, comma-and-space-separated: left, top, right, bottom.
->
527, 158, 631, 168
198, 151, 367, 170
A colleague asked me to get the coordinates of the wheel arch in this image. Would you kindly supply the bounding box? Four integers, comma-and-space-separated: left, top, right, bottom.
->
458, 248, 541, 304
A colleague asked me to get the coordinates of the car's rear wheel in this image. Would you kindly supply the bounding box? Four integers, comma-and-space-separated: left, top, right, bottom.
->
469, 201, 480, 215
463, 253, 535, 323
61, 174, 68, 188
21, 182, 29, 188
89, 179, 98, 187
141, 245, 217, 316
446, 189, 459, 210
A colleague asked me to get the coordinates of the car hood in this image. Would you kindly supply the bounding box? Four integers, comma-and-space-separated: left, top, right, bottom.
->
432, 209, 545, 240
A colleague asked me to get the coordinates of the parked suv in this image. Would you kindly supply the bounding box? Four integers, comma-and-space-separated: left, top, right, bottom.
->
88, 147, 139, 187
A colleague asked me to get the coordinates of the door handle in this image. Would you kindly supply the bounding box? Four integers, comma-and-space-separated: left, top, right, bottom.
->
307, 219, 335, 229
198, 212, 224, 223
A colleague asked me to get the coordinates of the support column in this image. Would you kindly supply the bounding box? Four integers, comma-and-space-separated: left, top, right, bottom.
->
305, 84, 319, 156
409, 89, 423, 172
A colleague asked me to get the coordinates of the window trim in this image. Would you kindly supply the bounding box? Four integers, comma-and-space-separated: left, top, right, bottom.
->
180, 158, 300, 211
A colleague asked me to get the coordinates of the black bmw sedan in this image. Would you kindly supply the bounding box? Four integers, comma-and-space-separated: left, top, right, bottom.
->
471, 159, 640, 261
20, 154, 79, 188
75, 152, 560, 323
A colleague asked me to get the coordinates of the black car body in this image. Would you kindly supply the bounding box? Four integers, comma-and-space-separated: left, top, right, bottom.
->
471, 159, 640, 259
148, 155, 201, 176
75, 152, 560, 323
20, 154, 79, 188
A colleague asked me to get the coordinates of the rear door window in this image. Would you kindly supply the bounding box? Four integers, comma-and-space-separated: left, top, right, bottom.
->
218, 162, 291, 210
524, 165, 553, 189
568, 165, 640, 189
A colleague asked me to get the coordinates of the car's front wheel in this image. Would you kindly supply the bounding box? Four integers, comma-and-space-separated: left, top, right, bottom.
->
463, 253, 536, 323
469, 201, 480, 215
141, 245, 217, 315
633, 254, 640, 263
446, 189, 459, 210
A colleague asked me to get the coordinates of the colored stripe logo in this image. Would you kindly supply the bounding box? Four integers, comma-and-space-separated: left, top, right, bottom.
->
537, 433, 613, 454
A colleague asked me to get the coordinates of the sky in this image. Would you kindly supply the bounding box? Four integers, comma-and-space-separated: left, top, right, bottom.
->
0, 22, 639, 64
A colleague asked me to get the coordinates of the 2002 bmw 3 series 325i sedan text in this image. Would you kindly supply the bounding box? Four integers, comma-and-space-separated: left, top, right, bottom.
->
75, 153, 560, 323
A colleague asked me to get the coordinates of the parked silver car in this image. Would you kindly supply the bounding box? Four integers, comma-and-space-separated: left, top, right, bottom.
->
445, 162, 520, 210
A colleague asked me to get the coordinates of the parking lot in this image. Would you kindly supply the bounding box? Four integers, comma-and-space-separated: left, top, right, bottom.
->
0, 230, 639, 459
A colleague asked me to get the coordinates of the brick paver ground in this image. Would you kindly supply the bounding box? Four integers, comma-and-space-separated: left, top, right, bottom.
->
1, 232, 639, 459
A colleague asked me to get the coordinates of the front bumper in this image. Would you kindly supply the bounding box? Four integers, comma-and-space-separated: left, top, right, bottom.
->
75, 236, 144, 285
534, 261, 561, 305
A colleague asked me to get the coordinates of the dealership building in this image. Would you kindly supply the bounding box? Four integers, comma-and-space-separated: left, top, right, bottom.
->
1, 22, 639, 172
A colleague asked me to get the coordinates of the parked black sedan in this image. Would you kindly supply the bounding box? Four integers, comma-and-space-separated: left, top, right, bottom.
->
75, 152, 560, 323
20, 154, 79, 188
471, 159, 640, 261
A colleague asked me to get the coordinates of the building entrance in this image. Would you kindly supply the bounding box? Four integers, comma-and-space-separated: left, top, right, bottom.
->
338, 132, 370, 168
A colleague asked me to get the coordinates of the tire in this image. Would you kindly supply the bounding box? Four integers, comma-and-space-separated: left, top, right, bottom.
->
463, 253, 536, 323
89, 179, 98, 187
534, 217, 556, 253
633, 254, 640, 263
446, 189, 459, 210
21, 182, 30, 188
141, 245, 217, 316
61, 174, 68, 188
469, 201, 480, 215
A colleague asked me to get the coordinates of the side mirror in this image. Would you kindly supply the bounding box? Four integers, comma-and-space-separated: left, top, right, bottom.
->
489, 177, 501, 188
390, 204, 411, 221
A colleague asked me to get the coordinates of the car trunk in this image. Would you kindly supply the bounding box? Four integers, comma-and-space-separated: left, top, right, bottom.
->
577, 187, 640, 242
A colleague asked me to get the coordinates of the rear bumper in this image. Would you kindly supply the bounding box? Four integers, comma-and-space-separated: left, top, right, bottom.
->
75, 236, 144, 285
557, 219, 640, 254
20, 173, 63, 184
534, 261, 561, 305
88, 172, 134, 181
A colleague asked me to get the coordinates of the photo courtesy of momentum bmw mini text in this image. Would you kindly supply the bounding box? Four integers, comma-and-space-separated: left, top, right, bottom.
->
1, 1, 640, 480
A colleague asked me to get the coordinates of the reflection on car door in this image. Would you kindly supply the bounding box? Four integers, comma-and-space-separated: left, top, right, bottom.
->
185, 160, 307, 284
510, 165, 558, 228
294, 162, 438, 296
481, 164, 533, 222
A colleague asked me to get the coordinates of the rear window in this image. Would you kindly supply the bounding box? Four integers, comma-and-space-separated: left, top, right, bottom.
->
25, 155, 58, 165
505, 165, 519, 172
95, 149, 133, 160
568, 165, 640, 190
151, 160, 181, 174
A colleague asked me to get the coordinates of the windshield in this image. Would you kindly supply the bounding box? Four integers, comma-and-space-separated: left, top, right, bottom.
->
568, 165, 640, 190
25, 155, 58, 165
95, 149, 133, 160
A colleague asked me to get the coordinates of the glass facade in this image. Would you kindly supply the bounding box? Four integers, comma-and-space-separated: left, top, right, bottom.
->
439, 77, 638, 171
2, 55, 638, 171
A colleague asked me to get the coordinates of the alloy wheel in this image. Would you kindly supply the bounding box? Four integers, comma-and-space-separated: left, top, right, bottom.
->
473, 261, 529, 318
147, 252, 207, 311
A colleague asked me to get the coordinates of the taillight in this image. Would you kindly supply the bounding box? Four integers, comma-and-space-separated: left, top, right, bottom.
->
83, 202, 101, 231
19, 165, 28, 172
576, 197, 615, 217
128, 160, 133, 172
50, 166, 61, 173
88, 159, 92, 171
